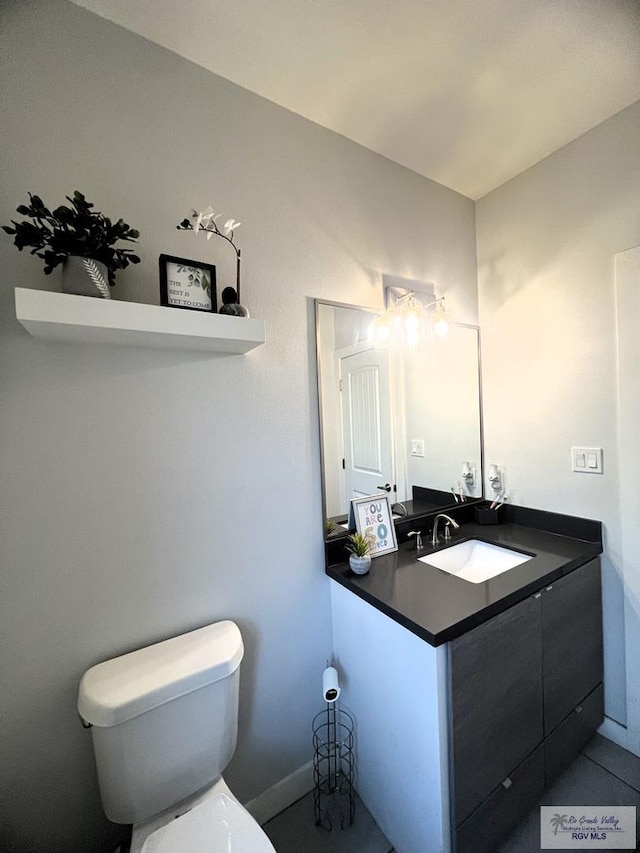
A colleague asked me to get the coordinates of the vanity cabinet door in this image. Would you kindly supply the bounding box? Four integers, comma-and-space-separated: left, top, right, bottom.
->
454, 745, 545, 853
448, 593, 543, 827
542, 558, 603, 735
544, 683, 604, 786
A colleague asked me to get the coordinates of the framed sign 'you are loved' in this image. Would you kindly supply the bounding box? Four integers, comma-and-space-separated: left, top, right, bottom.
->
351, 494, 398, 558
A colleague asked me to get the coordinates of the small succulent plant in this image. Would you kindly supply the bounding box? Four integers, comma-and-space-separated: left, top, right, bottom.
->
346, 532, 375, 557
325, 518, 337, 536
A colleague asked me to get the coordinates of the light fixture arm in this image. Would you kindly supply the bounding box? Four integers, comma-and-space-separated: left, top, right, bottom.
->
384, 285, 444, 313
385, 285, 416, 311
391, 289, 416, 307
422, 296, 445, 312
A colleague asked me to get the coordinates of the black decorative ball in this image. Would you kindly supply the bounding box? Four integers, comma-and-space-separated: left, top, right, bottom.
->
221, 286, 238, 304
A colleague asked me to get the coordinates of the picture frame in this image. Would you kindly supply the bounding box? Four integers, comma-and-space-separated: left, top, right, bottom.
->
351, 494, 398, 558
159, 254, 217, 313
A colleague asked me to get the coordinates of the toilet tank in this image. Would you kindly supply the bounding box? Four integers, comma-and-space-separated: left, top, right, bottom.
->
78, 621, 244, 824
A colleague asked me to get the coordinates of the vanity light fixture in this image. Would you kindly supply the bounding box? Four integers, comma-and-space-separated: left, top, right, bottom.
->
371, 285, 450, 348
402, 294, 423, 348
370, 312, 393, 348
431, 297, 450, 339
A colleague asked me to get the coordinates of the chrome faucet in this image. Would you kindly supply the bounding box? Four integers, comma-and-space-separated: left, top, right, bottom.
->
391, 502, 408, 517
431, 513, 460, 547
407, 530, 423, 550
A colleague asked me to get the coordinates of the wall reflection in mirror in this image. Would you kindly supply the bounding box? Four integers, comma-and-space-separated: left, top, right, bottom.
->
315, 300, 484, 535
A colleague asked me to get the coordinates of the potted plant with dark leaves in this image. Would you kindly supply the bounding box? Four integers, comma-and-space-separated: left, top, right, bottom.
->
346, 532, 375, 575
2, 190, 140, 298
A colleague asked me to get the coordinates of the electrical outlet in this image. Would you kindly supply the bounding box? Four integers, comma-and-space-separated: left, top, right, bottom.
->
410, 439, 425, 458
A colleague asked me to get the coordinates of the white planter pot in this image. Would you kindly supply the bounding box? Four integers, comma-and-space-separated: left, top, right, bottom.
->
349, 554, 371, 575
62, 256, 110, 299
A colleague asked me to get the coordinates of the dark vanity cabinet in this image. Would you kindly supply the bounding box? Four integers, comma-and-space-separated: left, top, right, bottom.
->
449, 558, 603, 853
542, 558, 604, 787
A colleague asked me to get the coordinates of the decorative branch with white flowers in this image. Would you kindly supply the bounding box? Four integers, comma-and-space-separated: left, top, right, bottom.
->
177, 207, 242, 301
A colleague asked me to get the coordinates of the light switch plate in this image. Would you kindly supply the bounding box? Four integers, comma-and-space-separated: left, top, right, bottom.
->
571, 447, 603, 474
410, 439, 425, 458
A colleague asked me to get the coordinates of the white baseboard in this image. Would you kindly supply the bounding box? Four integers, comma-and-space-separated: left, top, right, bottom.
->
244, 760, 315, 826
598, 715, 629, 750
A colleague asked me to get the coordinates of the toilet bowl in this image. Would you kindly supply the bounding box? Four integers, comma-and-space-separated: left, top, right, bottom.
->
131, 777, 275, 853
78, 621, 275, 853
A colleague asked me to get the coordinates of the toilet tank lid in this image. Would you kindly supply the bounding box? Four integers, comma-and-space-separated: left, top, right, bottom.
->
78, 621, 244, 727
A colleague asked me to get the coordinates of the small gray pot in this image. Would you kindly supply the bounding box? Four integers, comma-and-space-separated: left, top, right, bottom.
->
219, 302, 250, 317
62, 256, 110, 299
349, 554, 372, 575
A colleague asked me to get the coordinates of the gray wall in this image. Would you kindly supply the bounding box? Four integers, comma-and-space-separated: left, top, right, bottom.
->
0, 2, 477, 850
477, 100, 640, 734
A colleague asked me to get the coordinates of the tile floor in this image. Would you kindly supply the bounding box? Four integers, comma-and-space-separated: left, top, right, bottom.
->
263, 792, 393, 853
497, 734, 640, 853
263, 734, 639, 853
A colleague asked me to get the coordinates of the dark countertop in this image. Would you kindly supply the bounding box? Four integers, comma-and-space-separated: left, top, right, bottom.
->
326, 514, 602, 646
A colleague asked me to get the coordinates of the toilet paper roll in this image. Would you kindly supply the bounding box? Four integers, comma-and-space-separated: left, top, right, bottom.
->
322, 666, 340, 703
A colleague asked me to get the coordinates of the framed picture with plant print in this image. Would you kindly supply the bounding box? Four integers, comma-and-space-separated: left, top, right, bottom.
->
159, 254, 217, 312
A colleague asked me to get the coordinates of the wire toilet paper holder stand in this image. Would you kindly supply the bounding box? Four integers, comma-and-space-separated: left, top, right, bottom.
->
312, 662, 355, 830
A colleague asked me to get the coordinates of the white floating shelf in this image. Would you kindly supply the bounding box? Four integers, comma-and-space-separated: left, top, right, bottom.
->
14, 288, 265, 354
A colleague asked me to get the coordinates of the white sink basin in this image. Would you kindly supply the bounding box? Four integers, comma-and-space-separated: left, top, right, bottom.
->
418, 539, 532, 583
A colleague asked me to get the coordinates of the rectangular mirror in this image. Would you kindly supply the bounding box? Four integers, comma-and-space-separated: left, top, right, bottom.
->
315, 299, 484, 537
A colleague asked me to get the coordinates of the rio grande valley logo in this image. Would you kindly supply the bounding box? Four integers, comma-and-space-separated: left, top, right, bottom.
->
540, 807, 636, 849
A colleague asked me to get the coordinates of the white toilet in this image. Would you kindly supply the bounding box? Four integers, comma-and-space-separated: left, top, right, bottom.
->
78, 620, 276, 852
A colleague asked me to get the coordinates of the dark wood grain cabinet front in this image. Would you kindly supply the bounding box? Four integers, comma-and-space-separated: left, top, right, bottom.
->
449, 558, 603, 853
454, 746, 545, 853
542, 558, 603, 734
449, 593, 543, 827
544, 683, 604, 787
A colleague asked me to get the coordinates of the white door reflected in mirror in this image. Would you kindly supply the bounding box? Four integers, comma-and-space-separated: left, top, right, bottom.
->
340, 348, 395, 504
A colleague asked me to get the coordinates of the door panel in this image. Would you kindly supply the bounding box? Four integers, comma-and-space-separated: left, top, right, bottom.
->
340, 349, 394, 500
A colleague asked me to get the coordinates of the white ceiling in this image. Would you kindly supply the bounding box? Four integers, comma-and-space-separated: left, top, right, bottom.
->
71, 0, 640, 199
